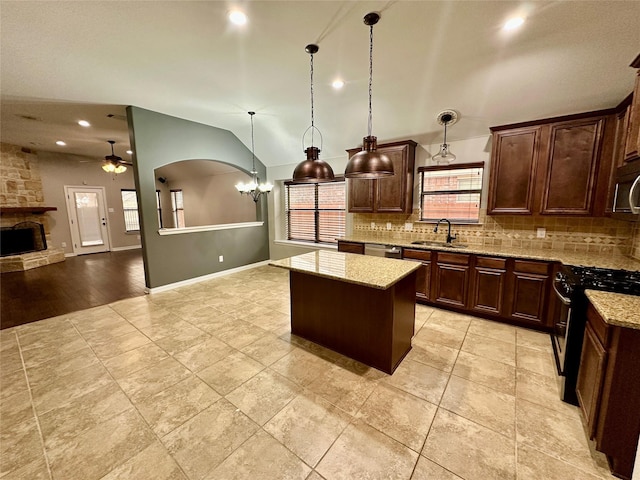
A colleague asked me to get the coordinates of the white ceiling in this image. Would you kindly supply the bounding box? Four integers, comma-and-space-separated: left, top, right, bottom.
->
1, 1, 639, 170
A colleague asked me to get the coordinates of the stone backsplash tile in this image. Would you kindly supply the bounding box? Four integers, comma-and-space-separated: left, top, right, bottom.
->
353, 209, 635, 256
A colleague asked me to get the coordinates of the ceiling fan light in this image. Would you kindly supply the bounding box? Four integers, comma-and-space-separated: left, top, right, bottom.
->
102, 163, 115, 173
114, 164, 127, 174
345, 136, 394, 178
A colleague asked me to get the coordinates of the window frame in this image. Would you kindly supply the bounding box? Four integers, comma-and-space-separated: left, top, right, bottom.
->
170, 189, 185, 228
284, 177, 346, 245
418, 162, 484, 223
120, 189, 162, 232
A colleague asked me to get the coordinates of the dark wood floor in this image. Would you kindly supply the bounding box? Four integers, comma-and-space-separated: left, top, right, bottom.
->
1, 249, 146, 330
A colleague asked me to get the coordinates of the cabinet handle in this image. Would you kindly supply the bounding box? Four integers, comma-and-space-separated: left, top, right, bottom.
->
630, 175, 640, 214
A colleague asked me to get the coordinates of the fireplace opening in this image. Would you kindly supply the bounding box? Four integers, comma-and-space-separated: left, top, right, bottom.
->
0, 221, 48, 257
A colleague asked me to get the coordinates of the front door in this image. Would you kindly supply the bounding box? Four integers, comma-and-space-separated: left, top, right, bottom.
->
64, 186, 111, 255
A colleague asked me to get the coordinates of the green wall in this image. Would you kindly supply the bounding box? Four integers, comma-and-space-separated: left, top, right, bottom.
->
127, 106, 270, 289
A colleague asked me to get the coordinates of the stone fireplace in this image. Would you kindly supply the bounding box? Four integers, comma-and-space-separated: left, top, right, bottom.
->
0, 143, 65, 272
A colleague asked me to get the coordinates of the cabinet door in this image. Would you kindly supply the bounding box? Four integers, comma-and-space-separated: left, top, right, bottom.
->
576, 323, 607, 439
375, 143, 415, 213
506, 260, 551, 327
488, 127, 542, 215
541, 118, 604, 215
337, 241, 364, 255
624, 69, 640, 161
347, 178, 374, 213
402, 248, 432, 302
433, 253, 470, 308
606, 107, 631, 214
470, 257, 506, 316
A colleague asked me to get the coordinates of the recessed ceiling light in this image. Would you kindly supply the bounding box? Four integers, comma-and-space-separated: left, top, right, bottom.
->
56, 140, 66, 146
78, 120, 90, 127
332, 79, 345, 90
503, 16, 525, 31
126, 150, 133, 155
228, 10, 247, 26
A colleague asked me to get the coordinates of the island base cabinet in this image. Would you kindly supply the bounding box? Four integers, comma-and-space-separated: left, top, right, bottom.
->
289, 270, 416, 374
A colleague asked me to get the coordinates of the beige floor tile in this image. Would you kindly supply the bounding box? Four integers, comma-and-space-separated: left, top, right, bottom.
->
183, 309, 238, 335
357, 383, 437, 452
124, 309, 177, 330
270, 347, 334, 386
100, 441, 187, 480
215, 320, 269, 349
154, 323, 210, 355
306, 472, 326, 480
240, 332, 295, 366
25, 345, 100, 389
0, 419, 45, 477
77, 317, 139, 344
17, 320, 79, 351
20, 334, 88, 368
1, 349, 23, 374
39, 382, 133, 452
117, 356, 191, 403
461, 332, 516, 366
422, 408, 516, 480
0, 390, 34, 430
382, 359, 449, 405
162, 399, 259, 480
0, 456, 50, 480
0, 367, 28, 400
516, 328, 553, 351
440, 375, 516, 438
0, 329, 18, 352
135, 375, 220, 436
427, 309, 473, 333
47, 409, 155, 480
452, 350, 516, 395
408, 338, 459, 373
87, 329, 152, 360
172, 336, 234, 372
413, 322, 466, 349
467, 318, 517, 344
516, 344, 557, 377
517, 444, 604, 480
30, 362, 113, 415
205, 429, 311, 480
264, 391, 352, 467
139, 319, 199, 342
411, 456, 463, 479
306, 364, 378, 416
197, 351, 264, 395
226, 370, 301, 425
316, 420, 418, 480
516, 369, 580, 416
516, 398, 608, 476
103, 343, 169, 379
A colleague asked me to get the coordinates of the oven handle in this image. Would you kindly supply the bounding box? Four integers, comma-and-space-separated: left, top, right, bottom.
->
552, 281, 572, 305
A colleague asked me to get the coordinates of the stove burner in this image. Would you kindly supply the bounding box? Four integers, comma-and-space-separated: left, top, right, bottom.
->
564, 265, 640, 296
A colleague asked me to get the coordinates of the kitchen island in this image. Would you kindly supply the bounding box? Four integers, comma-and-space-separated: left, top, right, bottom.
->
270, 250, 420, 374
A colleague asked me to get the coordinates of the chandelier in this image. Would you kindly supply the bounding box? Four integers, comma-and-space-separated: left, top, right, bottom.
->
431, 110, 459, 164
102, 140, 128, 174
235, 111, 273, 202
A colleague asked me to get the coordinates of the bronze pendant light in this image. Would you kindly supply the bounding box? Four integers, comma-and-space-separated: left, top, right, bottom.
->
344, 12, 394, 179
292, 44, 335, 183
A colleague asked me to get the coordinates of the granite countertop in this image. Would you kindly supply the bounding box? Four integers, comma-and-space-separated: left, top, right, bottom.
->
585, 290, 640, 330
337, 235, 640, 272
269, 250, 420, 290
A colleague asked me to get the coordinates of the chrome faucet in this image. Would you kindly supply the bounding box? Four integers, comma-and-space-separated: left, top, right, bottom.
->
434, 218, 456, 244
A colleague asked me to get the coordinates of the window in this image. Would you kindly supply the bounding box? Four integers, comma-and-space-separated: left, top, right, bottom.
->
418, 162, 484, 223
285, 179, 345, 244
120, 189, 162, 232
171, 190, 185, 228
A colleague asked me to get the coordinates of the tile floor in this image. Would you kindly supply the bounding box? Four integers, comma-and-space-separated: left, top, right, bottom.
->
0, 265, 619, 479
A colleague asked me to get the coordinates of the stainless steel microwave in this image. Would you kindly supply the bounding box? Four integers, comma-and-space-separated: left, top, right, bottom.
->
612, 162, 640, 221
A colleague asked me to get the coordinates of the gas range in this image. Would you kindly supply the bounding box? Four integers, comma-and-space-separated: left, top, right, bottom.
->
555, 264, 640, 298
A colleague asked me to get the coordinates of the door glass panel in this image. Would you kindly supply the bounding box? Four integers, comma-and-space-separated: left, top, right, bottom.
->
74, 192, 104, 246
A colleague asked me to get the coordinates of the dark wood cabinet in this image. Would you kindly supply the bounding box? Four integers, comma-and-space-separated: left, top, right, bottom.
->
469, 257, 507, 316
576, 301, 640, 480
505, 260, 552, 327
402, 248, 432, 302
624, 55, 640, 162
433, 252, 470, 309
347, 140, 417, 213
337, 240, 364, 254
606, 101, 633, 214
488, 126, 542, 215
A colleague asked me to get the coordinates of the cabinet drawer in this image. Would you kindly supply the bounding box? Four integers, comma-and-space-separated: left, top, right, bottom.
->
337, 241, 364, 255
437, 252, 470, 265
402, 248, 432, 261
587, 302, 609, 346
513, 260, 549, 275
476, 256, 507, 269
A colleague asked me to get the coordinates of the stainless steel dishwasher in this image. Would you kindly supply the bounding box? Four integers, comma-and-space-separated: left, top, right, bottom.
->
364, 243, 402, 259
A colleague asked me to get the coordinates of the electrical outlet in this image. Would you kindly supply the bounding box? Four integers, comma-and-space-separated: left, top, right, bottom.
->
386, 222, 392, 230
218, 255, 224, 262
370, 222, 376, 229
536, 227, 546, 238
404, 222, 413, 231
61, 242, 67, 248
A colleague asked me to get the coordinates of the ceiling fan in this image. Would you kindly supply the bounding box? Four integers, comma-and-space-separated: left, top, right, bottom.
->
102, 140, 132, 174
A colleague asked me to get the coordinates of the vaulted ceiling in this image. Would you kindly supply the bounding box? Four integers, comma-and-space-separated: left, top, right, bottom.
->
1, 1, 639, 170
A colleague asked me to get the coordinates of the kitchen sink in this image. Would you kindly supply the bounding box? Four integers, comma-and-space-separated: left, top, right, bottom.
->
411, 240, 468, 249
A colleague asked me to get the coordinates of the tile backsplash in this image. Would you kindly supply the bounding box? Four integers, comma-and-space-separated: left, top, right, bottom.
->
353, 209, 637, 258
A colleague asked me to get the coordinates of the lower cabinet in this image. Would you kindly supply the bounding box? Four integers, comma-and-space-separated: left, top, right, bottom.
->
576, 302, 640, 480
505, 260, 552, 326
433, 252, 470, 309
470, 257, 507, 316
402, 248, 432, 302
337, 240, 364, 255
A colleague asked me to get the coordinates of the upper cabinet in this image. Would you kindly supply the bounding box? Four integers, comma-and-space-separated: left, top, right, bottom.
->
488, 113, 615, 216
346, 140, 417, 213
623, 54, 640, 162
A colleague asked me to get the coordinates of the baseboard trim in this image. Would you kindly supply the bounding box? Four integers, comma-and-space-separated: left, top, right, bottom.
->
111, 245, 142, 252
145, 260, 271, 294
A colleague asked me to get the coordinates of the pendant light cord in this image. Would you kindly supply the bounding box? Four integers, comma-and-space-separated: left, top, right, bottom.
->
368, 23, 374, 137
310, 52, 315, 146
443, 121, 448, 145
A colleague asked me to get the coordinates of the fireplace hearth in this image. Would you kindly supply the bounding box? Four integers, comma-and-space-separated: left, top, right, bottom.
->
0, 221, 47, 257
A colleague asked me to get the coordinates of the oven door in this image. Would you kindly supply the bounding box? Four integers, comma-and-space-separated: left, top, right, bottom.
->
551, 277, 572, 375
